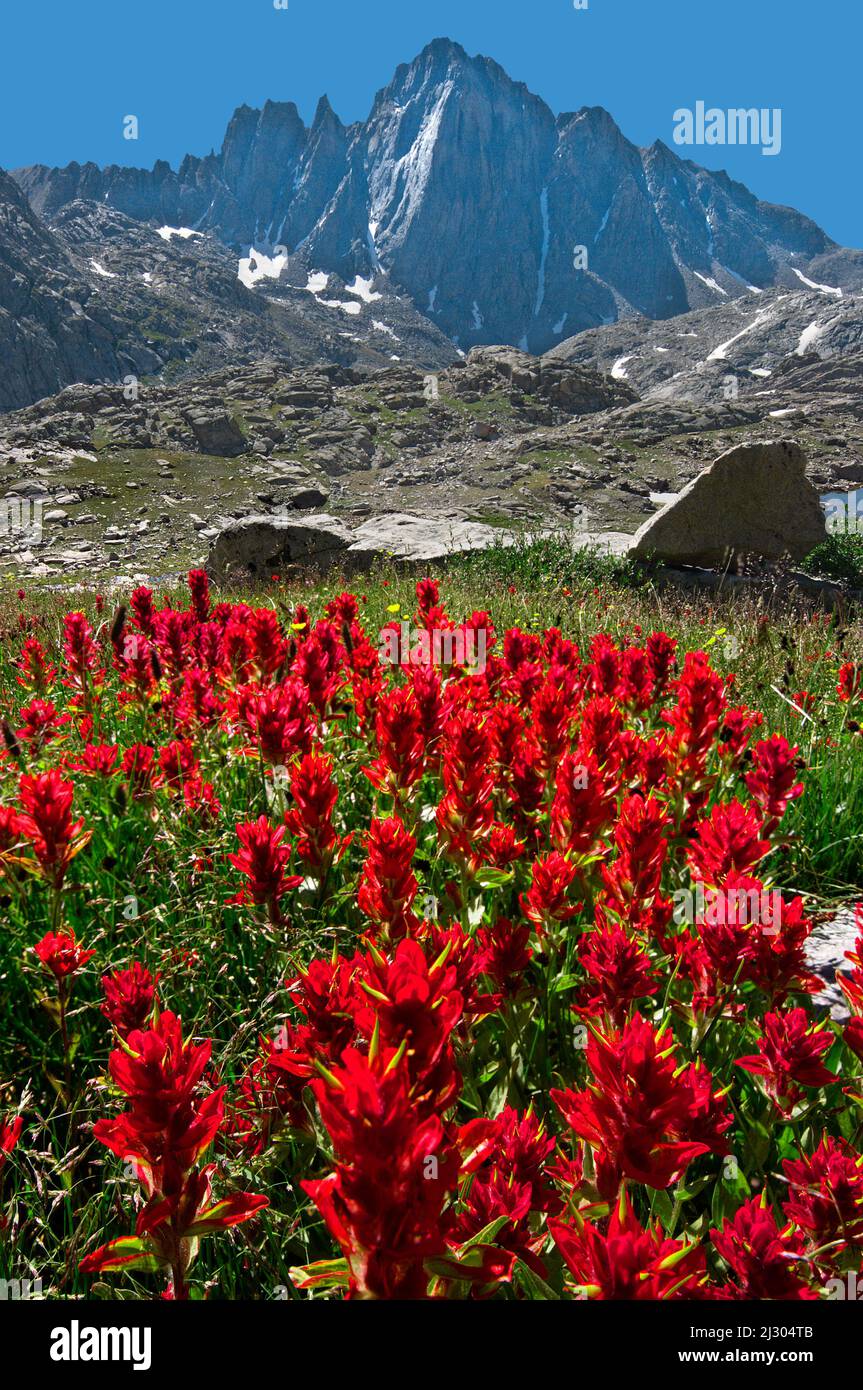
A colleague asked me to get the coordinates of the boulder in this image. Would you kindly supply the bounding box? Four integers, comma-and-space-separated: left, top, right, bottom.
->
279, 486, 330, 510
182, 408, 247, 458
631, 440, 827, 567
346, 513, 508, 569
206, 513, 352, 578
206, 510, 512, 578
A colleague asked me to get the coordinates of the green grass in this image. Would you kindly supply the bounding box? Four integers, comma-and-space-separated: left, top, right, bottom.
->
804, 533, 863, 587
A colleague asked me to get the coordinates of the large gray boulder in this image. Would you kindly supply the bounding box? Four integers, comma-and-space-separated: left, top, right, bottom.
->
183, 408, 247, 458
206, 513, 352, 578
206, 510, 510, 578
346, 513, 508, 568
631, 440, 827, 567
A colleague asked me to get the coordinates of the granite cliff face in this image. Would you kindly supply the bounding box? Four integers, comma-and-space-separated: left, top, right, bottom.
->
14, 38, 857, 359
0, 169, 153, 412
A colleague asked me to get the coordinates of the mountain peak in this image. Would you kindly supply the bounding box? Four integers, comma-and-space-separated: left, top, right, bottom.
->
311, 94, 342, 132
413, 36, 470, 67
7, 42, 848, 362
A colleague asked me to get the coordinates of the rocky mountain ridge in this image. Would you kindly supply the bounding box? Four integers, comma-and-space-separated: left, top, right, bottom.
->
14, 38, 862, 358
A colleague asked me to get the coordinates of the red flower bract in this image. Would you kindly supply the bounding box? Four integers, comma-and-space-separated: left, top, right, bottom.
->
80, 1012, 268, 1296
33, 929, 95, 979
228, 815, 303, 923
300, 1046, 459, 1300
552, 1013, 731, 1198
16, 769, 91, 889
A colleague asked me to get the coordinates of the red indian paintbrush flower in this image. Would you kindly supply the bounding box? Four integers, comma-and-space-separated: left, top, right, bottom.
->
16, 769, 91, 889
357, 815, 419, 942
234, 680, 313, 766
550, 1188, 707, 1299
711, 1196, 817, 1300
73, 743, 120, 777
351, 938, 464, 1112
186, 568, 210, 623
663, 650, 726, 775
646, 630, 678, 696
16, 698, 68, 751
451, 1106, 556, 1280
687, 799, 770, 884
61, 611, 104, 708
550, 752, 613, 857
600, 792, 668, 914
436, 710, 495, 874
475, 918, 533, 999
364, 685, 426, 796
782, 1135, 863, 1248
552, 1013, 731, 1198
617, 646, 655, 712
101, 963, 159, 1037
294, 620, 347, 714
838, 928, 863, 1020
229, 816, 302, 924
157, 737, 199, 791
15, 636, 57, 695
33, 930, 95, 979
129, 585, 157, 636
574, 920, 660, 1024
736, 1008, 835, 1114
744, 734, 804, 834
121, 743, 157, 798
837, 661, 861, 704
0, 1114, 23, 1175
284, 749, 351, 875
297, 1045, 459, 1300
0, 1112, 23, 1229
80, 1012, 268, 1296
521, 851, 581, 935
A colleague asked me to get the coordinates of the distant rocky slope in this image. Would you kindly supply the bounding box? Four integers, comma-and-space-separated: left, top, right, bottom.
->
0, 179, 460, 413
0, 169, 154, 412
1, 334, 860, 583
547, 284, 863, 406
14, 38, 863, 361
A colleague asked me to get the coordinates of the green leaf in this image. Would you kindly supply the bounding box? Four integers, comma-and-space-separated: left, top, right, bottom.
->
513, 1260, 560, 1300
288, 1258, 350, 1290
474, 867, 514, 890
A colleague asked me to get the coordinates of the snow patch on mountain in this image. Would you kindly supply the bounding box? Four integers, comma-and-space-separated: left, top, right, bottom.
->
706, 309, 772, 363
612, 355, 634, 380
367, 222, 381, 272
238, 248, 288, 289
157, 226, 200, 242
594, 204, 612, 245
797, 321, 827, 355
792, 267, 842, 298
321, 298, 361, 316
346, 276, 382, 303
693, 272, 728, 298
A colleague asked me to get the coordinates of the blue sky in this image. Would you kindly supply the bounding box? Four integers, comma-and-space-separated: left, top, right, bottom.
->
2, 0, 859, 246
